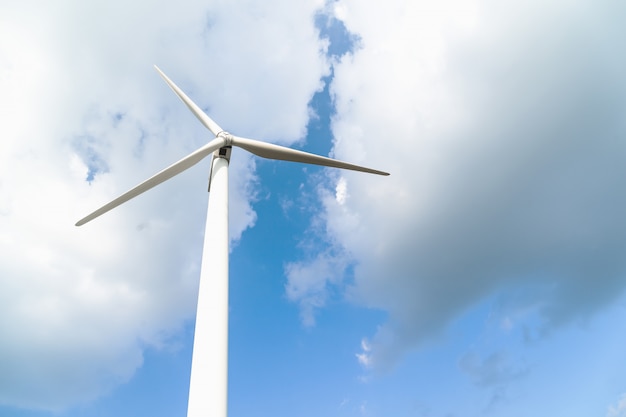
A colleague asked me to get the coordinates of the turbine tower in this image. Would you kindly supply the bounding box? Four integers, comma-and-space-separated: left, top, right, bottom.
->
76, 66, 389, 417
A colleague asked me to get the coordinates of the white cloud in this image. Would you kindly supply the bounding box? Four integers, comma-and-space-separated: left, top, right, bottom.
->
335, 176, 349, 205
608, 394, 626, 417
0, 0, 328, 410
356, 338, 372, 367
286, 0, 626, 370
285, 250, 349, 326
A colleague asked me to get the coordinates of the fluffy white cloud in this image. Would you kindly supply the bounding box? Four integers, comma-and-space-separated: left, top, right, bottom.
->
0, 0, 327, 410
286, 0, 626, 369
285, 250, 349, 326
608, 394, 626, 417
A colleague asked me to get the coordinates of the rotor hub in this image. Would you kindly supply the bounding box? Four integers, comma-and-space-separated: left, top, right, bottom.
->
217, 131, 233, 146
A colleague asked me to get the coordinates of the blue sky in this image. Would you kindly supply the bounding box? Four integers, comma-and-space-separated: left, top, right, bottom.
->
2, 1, 626, 416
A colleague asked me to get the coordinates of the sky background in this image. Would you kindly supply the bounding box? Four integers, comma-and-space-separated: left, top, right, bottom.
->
2, 1, 626, 416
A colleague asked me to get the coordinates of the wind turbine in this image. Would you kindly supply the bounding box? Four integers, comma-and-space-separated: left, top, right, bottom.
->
76, 66, 389, 417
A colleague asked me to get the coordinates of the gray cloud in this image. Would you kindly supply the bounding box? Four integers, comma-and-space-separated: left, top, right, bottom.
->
459, 350, 529, 409
286, 0, 626, 369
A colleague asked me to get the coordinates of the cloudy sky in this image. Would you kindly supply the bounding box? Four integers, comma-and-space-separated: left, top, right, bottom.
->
2, 0, 626, 416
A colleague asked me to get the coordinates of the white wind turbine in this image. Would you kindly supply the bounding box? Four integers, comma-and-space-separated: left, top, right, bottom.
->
76, 66, 389, 417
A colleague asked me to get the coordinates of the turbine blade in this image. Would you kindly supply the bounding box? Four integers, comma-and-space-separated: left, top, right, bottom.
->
76, 138, 224, 226
232, 136, 389, 176
154, 65, 223, 136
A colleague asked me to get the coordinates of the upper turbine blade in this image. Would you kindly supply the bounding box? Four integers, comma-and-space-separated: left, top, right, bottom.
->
76, 138, 225, 226
231, 136, 389, 176
154, 65, 223, 137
